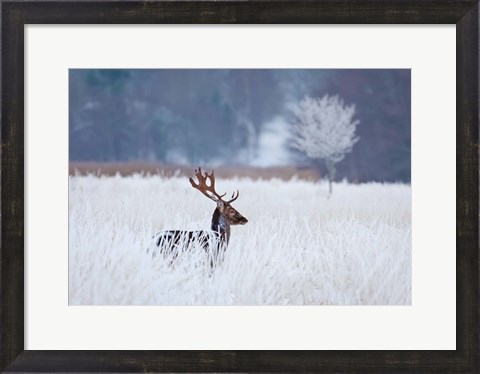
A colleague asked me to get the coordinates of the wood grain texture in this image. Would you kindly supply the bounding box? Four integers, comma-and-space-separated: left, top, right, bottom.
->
2, 0, 478, 24
456, 1, 479, 372
1, 2, 24, 371
1, 1, 478, 372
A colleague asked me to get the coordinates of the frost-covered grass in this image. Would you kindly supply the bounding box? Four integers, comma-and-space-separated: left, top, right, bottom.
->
69, 174, 411, 305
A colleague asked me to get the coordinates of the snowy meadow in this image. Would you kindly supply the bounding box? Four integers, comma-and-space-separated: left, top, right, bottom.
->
69, 174, 411, 305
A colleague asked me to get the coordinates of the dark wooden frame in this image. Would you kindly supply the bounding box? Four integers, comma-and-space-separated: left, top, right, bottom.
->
1, 1, 478, 372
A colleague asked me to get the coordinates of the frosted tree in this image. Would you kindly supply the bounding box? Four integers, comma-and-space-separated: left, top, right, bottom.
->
290, 95, 360, 194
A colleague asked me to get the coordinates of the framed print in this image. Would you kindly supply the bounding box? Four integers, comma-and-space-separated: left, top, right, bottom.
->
1, 1, 478, 372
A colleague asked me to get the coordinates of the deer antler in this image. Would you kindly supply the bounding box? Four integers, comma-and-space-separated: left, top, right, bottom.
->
226, 190, 239, 203
189, 167, 226, 202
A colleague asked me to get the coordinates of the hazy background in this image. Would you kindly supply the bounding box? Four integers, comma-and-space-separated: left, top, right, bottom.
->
69, 69, 411, 182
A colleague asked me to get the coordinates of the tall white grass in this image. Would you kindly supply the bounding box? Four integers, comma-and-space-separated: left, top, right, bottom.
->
69, 174, 411, 305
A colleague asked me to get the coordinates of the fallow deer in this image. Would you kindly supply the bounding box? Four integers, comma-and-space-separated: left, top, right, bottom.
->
149, 168, 248, 264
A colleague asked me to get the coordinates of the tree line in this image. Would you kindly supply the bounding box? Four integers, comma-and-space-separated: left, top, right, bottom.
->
69, 69, 410, 182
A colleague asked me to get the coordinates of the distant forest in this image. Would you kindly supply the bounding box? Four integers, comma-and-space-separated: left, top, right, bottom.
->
69, 69, 411, 182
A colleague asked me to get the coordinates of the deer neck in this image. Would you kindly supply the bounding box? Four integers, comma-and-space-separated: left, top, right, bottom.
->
211, 208, 230, 245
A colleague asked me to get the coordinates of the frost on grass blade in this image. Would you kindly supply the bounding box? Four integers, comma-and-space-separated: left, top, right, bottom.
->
69, 175, 411, 306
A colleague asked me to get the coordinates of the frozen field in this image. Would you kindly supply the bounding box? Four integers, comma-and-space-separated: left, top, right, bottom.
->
69, 174, 411, 305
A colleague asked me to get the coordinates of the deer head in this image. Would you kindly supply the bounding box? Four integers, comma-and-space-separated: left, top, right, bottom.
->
189, 167, 248, 225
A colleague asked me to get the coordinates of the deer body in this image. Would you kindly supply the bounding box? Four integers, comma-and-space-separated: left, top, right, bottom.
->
149, 168, 248, 263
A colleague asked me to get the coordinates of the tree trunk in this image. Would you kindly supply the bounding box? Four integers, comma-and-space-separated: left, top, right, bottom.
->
325, 159, 336, 196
